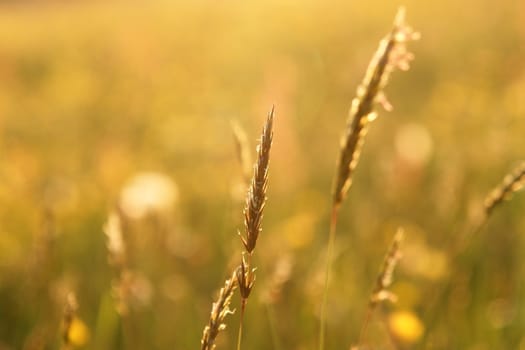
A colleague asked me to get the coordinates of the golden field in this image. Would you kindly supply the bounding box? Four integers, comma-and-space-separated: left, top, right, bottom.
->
0, 1, 525, 349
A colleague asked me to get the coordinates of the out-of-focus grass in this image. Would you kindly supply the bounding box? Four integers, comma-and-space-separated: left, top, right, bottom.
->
0, 0, 525, 349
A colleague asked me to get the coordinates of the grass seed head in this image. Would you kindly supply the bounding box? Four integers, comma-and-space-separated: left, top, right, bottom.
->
240, 107, 274, 254
201, 273, 238, 350
236, 253, 256, 302
333, 8, 419, 207
370, 228, 404, 307
484, 162, 525, 216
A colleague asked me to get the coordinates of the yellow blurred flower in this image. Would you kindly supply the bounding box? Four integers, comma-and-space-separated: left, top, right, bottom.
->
388, 310, 424, 344
67, 317, 90, 347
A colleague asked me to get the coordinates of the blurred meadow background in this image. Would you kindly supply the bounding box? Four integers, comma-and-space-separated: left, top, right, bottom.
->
1, 0, 525, 349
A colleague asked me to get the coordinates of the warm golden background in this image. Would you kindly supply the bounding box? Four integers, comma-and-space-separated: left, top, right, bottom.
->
1, 0, 525, 349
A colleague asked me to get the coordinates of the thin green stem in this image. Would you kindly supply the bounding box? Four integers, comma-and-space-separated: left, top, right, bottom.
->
236, 300, 246, 350
265, 303, 283, 350
421, 215, 488, 347
319, 205, 340, 350
358, 306, 374, 346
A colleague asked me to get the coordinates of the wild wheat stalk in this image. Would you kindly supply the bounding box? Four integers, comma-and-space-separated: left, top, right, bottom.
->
200, 108, 274, 350
423, 162, 525, 346
484, 162, 525, 216
454, 161, 525, 253
235, 254, 256, 350
332, 8, 419, 207
458, 161, 525, 249
236, 107, 274, 350
320, 9, 418, 350
201, 273, 238, 350
358, 229, 404, 346
239, 107, 274, 254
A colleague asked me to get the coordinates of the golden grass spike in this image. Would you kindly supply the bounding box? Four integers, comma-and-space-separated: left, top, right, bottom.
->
202, 108, 275, 350
357, 228, 404, 347
236, 107, 275, 350
240, 106, 274, 254
236, 253, 256, 303
201, 272, 238, 350
332, 8, 419, 207
370, 228, 404, 307
484, 162, 525, 216
321, 10, 418, 350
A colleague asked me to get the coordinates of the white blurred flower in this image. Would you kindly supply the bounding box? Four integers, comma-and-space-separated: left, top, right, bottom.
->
119, 172, 178, 220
